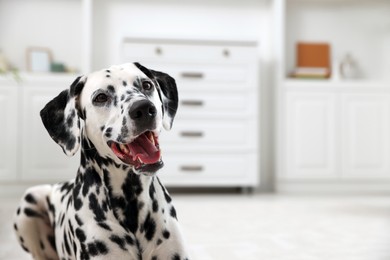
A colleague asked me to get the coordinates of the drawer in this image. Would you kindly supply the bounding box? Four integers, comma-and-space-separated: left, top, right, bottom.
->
150, 63, 249, 84
177, 92, 257, 118
122, 40, 258, 63
138, 62, 257, 92
158, 153, 258, 187
160, 119, 257, 152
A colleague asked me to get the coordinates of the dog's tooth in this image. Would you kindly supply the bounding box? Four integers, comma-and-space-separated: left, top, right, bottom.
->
120, 144, 129, 154
148, 132, 155, 145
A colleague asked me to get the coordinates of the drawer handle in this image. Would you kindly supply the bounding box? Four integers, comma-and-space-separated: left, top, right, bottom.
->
181, 100, 204, 107
223, 49, 230, 57
180, 131, 204, 138
180, 165, 204, 173
181, 72, 204, 79
155, 47, 163, 55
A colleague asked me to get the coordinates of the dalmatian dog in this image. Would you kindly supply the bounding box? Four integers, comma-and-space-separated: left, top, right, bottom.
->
13, 63, 189, 260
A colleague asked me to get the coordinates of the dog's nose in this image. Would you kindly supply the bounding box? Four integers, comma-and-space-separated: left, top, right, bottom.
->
129, 100, 157, 122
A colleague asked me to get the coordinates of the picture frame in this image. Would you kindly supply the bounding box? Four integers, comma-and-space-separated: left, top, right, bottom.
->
27, 47, 52, 72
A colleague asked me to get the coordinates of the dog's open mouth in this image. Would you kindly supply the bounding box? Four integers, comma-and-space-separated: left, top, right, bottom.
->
108, 131, 161, 170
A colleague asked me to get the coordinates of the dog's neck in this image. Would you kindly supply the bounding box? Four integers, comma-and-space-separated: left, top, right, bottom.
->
74, 136, 172, 234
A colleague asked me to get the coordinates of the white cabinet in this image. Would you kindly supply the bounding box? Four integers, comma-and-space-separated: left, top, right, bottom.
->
0, 76, 80, 186
0, 84, 18, 181
21, 84, 79, 182
285, 93, 337, 178
123, 39, 260, 188
342, 94, 390, 178
281, 89, 390, 190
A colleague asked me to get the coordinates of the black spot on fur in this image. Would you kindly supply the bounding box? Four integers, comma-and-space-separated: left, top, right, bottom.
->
105, 127, 112, 137
60, 213, 65, 226
123, 81, 127, 87
157, 177, 172, 203
68, 219, 75, 235
89, 193, 106, 222
143, 213, 156, 241
156, 239, 162, 246
107, 85, 115, 94
16, 207, 20, 215
82, 168, 102, 197
24, 208, 41, 218
46, 197, 55, 217
13, 223, 17, 231
40, 240, 45, 250
163, 230, 170, 239
152, 200, 159, 212
73, 182, 83, 211
172, 254, 181, 260
66, 109, 76, 128
152, 256, 158, 260
75, 214, 83, 226
75, 228, 86, 242
124, 235, 134, 245
64, 231, 71, 255
121, 172, 143, 233
106, 70, 110, 73
25, 193, 37, 204
74, 198, 83, 211
98, 222, 111, 231
48, 235, 56, 251
21, 244, 29, 253
170, 206, 177, 220
87, 240, 108, 256
109, 235, 126, 251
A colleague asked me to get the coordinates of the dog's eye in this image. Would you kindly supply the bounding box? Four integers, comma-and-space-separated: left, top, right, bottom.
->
142, 81, 153, 91
93, 93, 109, 104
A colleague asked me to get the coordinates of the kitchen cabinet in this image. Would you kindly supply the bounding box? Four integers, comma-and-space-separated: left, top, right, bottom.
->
280, 87, 390, 192
21, 82, 79, 181
285, 93, 337, 178
0, 75, 80, 186
341, 94, 390, 178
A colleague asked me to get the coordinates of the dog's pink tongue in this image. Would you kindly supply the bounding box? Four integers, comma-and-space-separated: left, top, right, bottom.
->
128, 133, 160, 164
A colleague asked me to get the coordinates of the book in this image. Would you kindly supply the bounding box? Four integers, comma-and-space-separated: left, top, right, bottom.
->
291, 42, 331, 79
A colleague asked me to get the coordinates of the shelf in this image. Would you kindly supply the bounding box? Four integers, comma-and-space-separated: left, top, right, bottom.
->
283, 78, 390, 91
284, 0, 390, 81
0, 72, 79, 86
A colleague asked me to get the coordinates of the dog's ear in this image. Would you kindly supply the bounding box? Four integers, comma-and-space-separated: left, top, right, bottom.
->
134, 62, 178, 130
40, 76, 86, 156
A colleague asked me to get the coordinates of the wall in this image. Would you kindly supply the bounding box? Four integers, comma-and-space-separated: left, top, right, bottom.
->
0, 0, 82, 72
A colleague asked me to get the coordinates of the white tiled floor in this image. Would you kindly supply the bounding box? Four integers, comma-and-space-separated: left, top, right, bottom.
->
2, 194, 390, 260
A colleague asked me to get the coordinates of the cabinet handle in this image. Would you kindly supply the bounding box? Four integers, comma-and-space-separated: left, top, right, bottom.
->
180, 165, 204, 173
223, 49, 230, 57
180, 131, 204, 138
180, 72, 204, 79
181, 100, 204, 107
155, 47, 163, 55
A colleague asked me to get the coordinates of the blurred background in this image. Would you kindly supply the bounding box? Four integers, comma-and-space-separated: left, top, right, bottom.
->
1, 0, 390, 259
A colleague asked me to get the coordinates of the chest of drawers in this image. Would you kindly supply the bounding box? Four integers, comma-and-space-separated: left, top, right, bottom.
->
122, 39, 260, 188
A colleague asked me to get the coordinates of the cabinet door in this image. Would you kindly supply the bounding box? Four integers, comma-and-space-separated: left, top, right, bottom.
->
21, 86, 79, 182
342, 94, 390, 177
0, 86, 18, 181
284, 93, 337, 178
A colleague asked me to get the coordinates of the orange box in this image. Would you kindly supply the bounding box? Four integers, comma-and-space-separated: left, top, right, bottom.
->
297, 42, 330, 69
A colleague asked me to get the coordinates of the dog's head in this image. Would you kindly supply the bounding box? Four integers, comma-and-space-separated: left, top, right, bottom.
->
40, 63, 178, 176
